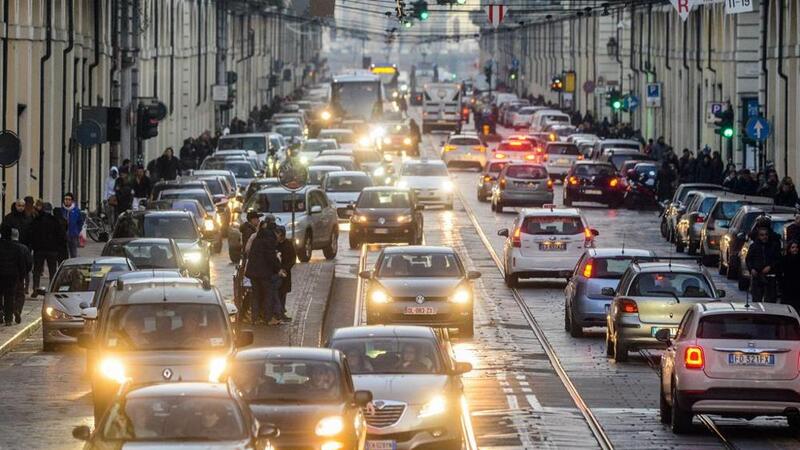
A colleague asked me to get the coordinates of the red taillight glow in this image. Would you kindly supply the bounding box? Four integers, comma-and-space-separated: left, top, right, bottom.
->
509, 140, 523, 146
495, 153, 507, 159
483, 175, 492, 182
620, 298, 638, 313
512, 227, 521, 247
546, 179, 554, 190
577, 154, 584, 160
609, 178, 619, 188
584, 228, 592, 239
684, 346, 704, 369
695, 215, 706, 224
524, 154, 536, 161
499, 179, 507, 189
443, 145, 456, 152
569, 176, 578, 185
473, 146, 486, 152
583, 259, 594, 278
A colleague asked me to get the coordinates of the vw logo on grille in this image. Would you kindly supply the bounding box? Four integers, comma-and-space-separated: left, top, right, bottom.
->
415, 295, 425, 304
378, 217, 386, 225
162, 368, 173, 380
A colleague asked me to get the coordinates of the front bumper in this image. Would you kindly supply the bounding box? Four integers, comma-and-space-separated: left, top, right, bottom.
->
366, 300, 472, 327
496, 190, 554, 206
42, 318, 85, 345
351, 223, 417, 243
366, 402, 462, 450
443, 153, 486, 168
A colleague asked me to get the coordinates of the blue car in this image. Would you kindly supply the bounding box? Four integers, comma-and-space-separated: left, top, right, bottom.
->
564, 248, 655, 337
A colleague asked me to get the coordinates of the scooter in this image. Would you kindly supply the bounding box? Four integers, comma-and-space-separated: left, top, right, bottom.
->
624, 175, 659, 210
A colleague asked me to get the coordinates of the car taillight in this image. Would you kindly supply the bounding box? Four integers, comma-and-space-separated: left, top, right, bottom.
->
546, 179, 554, 190
495, 153, 507, 159
512, 227, 521, 247
609, 178, 619, 188
443, 145, 456, 152
569, 176, 578, 185
577, 154, 584, 160
620, 298, 638, 313
684, 346, 704, 369
582, 259, 594, 278
542, 155, 548, 162
695, 215, 706, 224
524, 154, 537, 161
483, 175, 493, 182
473, 146, 486, 152
499, 179, 506, 190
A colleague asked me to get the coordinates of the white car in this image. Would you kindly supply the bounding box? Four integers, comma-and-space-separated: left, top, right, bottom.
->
498, 206, 597, 286
440, 134, 486, 170
318, 128, 356, 152
396, 159, 454, 209
322, 170, 374, 219
511, 106, 546, 129
658, 302, 800, 434
544, 142, 583, 178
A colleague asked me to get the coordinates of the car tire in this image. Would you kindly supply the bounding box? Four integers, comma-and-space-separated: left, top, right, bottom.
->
477, 192, 487, 202
504, 272, 519, 288
460, 315, 474, 338
612, 334, 628, 362
323, 229, 338, 260
675, 239, 685, 253
727, 258, 739, 280
660, 385, 672, 424
605, 332, 614, 357
349, 235, 360, 250
445, 202, 454, 210
568, 307, 584, 338
787, 414, 800, 431
738, 275, 750, 291
701, 250, 715, 267
718, 258, 727, 275
490, 199, 496, 212
670, 384, 693, 434
93, 402, 107, 424
298, 232, 313, 263
660, 219, 668, 238
496, 202, 504, 213
687, 241, 698, 255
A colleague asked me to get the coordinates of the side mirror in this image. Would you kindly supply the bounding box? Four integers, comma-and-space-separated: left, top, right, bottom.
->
415, 204, 425, 211
453, 361, 472, 375
34, 287, 47, 297
654, 328, 671, 344
81, 307, 98, 321
76, 333, 95, 349
310, 205, 323, 214
257, 422, 280, 439
600, 287, 616, 297
716, 289, 726, 298
358, 270, 373, 279
467, 271, 482, 280
72, 425, 91, 441
590, 228, 599, 237
225, 303, 239, 316
79, 301, 90, 310
497, 228, 509, 237
235, 330, 254, 348
354, 390, 373, 406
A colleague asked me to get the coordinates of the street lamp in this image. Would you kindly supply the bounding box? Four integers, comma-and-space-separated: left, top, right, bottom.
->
606, 37, 618, 57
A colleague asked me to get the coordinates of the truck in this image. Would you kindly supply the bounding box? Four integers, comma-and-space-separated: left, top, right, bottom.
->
421, 82, 462, 134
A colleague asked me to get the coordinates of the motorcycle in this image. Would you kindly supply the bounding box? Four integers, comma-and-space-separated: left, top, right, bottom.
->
623, 170, 659, 210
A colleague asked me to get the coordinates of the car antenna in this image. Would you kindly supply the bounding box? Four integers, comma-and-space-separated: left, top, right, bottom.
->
621, 231, 626, 254
744, 285, 751, 308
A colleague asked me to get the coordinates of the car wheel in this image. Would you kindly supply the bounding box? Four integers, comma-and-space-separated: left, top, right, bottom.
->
738, 275, 750, 291
787, 414, 800, 431
718, 257, 727, 275
727, 258, 739, 280
42, 342, 57, 352
445, 202, 454, 210
608, 199, 623, 209
660, 219, 668, 238
490, 199, 496, 212
568, 307, 584, 338
93, 401, 108, 424
605, 331, 614, 357
323, 228, 338, 260
670, 384, 693, 434
687, 241, 698, 255
563, 304, 571, 332
460, 315, 474, 338
496, 202, 504, 213
660, 385, 672, 424
504, 272, 519, 288
701, 249, 715, 267
298, 232, 313, 263
477, 192, 486, 202
675, 239, 685, 253
612, 334, 628, 362
563, 193, 573, 206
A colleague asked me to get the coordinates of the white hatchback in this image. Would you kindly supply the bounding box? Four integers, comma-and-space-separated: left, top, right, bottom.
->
498, 206, 597, 286
397, 159, 454, 209
440, 134, 487, 170
659, 302, 800, 434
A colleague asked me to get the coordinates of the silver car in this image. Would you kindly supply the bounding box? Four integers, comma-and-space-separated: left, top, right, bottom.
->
564, 248, 655, 337
328, 325, 471, 450
490, 163, 554, 213
323, 170, 374, 219
40, 257, 134, 351
699, 195, 773, 266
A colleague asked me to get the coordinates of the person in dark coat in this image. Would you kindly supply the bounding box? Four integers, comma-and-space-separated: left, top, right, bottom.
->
179, 138, 197, 171
2, 199, 32, 246
775, 177, 799, 208
746, 225, 782, 302
240, 212, 260, 255
131, 166, 152, 209
678, 149, 695, 183
779, 241, 800, 310
275, 226, 296, 321
29, 203, 67, 292
655, 163, 676, 201
692, 154, 716, 184
51, 207, 70, 263
114, 172, 134, 215
758, 171, 780, 197
785, 214, 800, 245
155, 147, 180, 181
710, 151, 725, 184
0, 224, 28, 326
10, 228, 32, 323
244, 223, 282, 325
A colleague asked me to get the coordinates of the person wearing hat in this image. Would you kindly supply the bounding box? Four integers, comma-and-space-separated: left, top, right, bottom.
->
29, 203, 67, 294
0, 224, 28, 326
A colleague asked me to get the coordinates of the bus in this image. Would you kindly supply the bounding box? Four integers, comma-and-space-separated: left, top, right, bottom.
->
327, 73, 383, 122
370, 64, 400, 100
410, 62, 437, 105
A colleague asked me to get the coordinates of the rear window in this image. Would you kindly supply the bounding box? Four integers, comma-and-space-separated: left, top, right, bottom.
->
521, 216, 585, 235
547, 145, 580, 155
505, 165, 547, 179
713, 201, 745, 220
697, 314, 800, 340
449, 138, 481, 146
573, 164, 615, 177
698, 197, 717, 214
487, 162, 508, 174
629, 273, 712, 298
585, 256, 654, 279
497, 141, 534, 152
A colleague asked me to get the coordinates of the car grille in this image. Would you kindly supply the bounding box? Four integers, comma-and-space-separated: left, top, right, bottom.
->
363, 401, 406, 428
394, 296, 448, 302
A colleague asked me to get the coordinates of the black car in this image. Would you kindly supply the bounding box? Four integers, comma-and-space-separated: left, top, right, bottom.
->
718, 204, 796, 279
348, 187, 424, 249
101, 237, 185, 273
563, 161, 624, 208
232, 347, 372, 450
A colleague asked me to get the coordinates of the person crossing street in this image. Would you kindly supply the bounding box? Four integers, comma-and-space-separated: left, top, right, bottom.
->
61, 193, 84, 258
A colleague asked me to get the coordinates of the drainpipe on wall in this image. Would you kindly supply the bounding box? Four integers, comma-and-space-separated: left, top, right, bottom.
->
89, 0, 101, 208
60, 0, 74, 198
2, 0, 9, 215
777, 0, 788, 176
38, 0, 53, 198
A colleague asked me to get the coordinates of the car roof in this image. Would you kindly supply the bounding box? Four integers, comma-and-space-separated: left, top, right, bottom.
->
126, 382, 233, 400
125, 210, 195, 218
600, 139, 641, 144
714, 193, 773, 203
327, 170, 371, 177
574, 160, 613, 166
738, 204, 797, 214
381, 245, 455, 255
632, 262, 703, 273
587, 248, 655, 258
403, 159, 446, 166
330, 325, 436, 340
361, 186, 410, 193
257, 186, 309, 194
308, 165, 345, 171
160, 188, 209, 196
519, 207, 581, 217
112, 270, 183, 282
112, 281, 218, 305
220, 133, 268, 138
107, 238, 174, 245
448, 134, 481, 140
61, 256, 131, 267
319, 128, 353, 134
236, 346, 338, 362
693, 302, 799, 317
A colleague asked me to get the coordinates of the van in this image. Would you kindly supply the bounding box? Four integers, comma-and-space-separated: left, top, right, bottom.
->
530, 109, 571, 132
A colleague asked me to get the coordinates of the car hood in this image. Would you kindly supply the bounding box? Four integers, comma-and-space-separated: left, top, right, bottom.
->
176, 241, 203, 253
120, 440, 251, 449
249, 402, 345, 435
400, 176, 448, 189
355, 207, 412, 217
45, 291, 95, 317
377, 278, 463, 297
326, 192, 361, 204
352, 374, 449, 406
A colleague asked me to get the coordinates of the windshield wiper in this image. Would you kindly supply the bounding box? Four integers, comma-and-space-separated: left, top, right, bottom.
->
648, 290, 680, 303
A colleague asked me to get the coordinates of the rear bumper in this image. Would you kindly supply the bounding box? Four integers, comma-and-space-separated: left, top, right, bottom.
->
509, 252, 581, 277
676, 387, 800, 416
565, 186, 624, 203
615, 318, 680, 349
573, 296, 612, 326
497, 190, 554, 206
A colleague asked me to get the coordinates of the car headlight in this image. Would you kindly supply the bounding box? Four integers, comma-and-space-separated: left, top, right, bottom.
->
99, 358, 127, 384
450, 288, 471, 304
352, 214, 368, 223
183, 251, 204, 264
370, 289, 391, 304
321, 110, 332, 121
358, 136, 371, 147
44, 306, 71, 321
403, 137, 412, 145
397, 214, 412, 224
315, 416, 344, 436
371, 126, 386, 139
418, 395, 447, 418
300, 155, 309, 165
396, 180, 408, 189
373, 166, 385, 177
204, 218, 216, 231
442, 180, 454, 193
209, 357, 227, 383
383, 137, 392, 145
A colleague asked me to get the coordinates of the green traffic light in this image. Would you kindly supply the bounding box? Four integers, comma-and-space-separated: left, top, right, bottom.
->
510, 73, 517, 80
612, 100, 622, 110
420, 10, 429, 20
722, 127, 734, 138
403, 20, 412, 28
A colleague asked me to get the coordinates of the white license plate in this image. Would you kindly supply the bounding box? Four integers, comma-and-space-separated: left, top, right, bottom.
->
557, 158, 569, 164
539, 241, 566, 251
367, 441, 397, 450
584, 189, 602, 195
728, 353, 775, 366
405, 306, 437, 315
651, 327, 677, 337
374, 228, 389, 234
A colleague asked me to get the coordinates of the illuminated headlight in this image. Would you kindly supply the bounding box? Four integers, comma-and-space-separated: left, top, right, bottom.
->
370, 289, 391, 304
183, 251, 204, 264
358, 136, 371, 147
419, 395, 447, 418
373, 166, 385, 177
315, 416, 344, 436
352, 215, 368, 223
44, 306, 71, 321
383, 137, 392, 145
300, 156, 309, 165
403, 137, 412, 145
442, 181, 454, 192
370, 126, 386, 139
321, 110, 332, 121
396, 180, 408, 188
397, 214, 412, 224
392, 91, 399, 98
400, 83, 409, 92
208, 357, 227, 383
204, 218, 216, 231
99, 358, 127, 384
450, 288, 471, 304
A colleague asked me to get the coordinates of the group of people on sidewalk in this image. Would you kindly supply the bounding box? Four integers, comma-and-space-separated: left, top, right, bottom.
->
239, 212, 296, 326
745, 214, 800, 307
0, 193, 84, 326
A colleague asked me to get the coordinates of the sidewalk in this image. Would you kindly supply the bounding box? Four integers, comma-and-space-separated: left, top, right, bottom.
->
0, 241, 105, 357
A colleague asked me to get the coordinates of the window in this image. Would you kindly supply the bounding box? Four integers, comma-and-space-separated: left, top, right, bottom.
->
487, 162, 508, 174
401, 163, 448, 176
104, 243, 178, 269
245, 192, 305, 213
497, 141, 534, 152
697, 314, 800, 340
449, 137, 481, 146
573, 164, 614, 177
308, 167, 340, 185
53, 264, 130, 293
677, 310, 695, 339
521, 216, 585, 235
318, 131, 354, 144
158, 191, 213, 212
310, 191, 328, 208
330, 337, 444, 375
232, 360, 343, 403
629, 273, 712, 298
546, 144, 580, 155
713, 201, 745, 220
377, 252, 462, 278
357, 191, 410, 209
324, 175, 372, 192
698, 197, 717, 215
505, 165, 547, 179
217, 136, 267, 153
583, 256, 654, 279
142, 216, 199, 240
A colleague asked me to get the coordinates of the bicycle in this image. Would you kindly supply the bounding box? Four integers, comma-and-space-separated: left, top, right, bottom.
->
84, 209, 111, 243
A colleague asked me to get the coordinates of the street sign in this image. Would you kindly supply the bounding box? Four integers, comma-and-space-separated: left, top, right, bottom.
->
625, 95, 640, 111
706, 101, 726, 124
212, 85, 229, 103
725, 0, 753, 14
645, 83, 662, 107
582, 80, 595, 94
511, 58, 520, 69
0, 130, 20, 168
670, 0, 693, 21
745, 116, 771, 142
746, 99, 760, 118
565, 71, 576, 93
485, 4, 508, 29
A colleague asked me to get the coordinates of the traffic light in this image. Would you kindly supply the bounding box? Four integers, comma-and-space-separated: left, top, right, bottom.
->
550, 76, 564, 92
714, 105, 734, 139
483, 64, 492, 85
509, 67, 519, 81
412, 1, 429, 20
137, 101, 167, 141
607, 90, 623, 111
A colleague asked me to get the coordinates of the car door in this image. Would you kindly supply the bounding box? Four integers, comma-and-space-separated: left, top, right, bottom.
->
307, 191, 324, 246
317, 190, 337, 240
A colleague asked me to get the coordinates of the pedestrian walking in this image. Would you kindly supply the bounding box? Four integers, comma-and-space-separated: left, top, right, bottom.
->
131, 166, 152, 210
745, 223, 781, 302
692, 154, 716, 184
276, 225, 296, 322
0, 224, 28, 326
179, 138, 197, 171
244, 222, 282, 325
656, 163, 676, 201
678, 149, 695, 183
29, 203, 67, 293
114, 170, 134, 214
785, 213, 800, 244
23, 196, 38, 221
156, 147, 180, 181
779, 241, 800, 309
650, 136, 667, 162
758, 171, 780, 197
2, 199, 32, 245
775, 177, 799, 207
710, 151, 725, 184
104, 167, 119, 226
10, 228, 32, 323
240, 211, 260, 252
61, 193, 84, 258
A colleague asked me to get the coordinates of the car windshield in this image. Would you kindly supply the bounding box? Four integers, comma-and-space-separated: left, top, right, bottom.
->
274, 125, 302, 137
629, 272, 713, 298
158, 192, 213, 212
497, 141, 534, 152
325, 175, 372, 192
697, 314, 800, 340
331, 337, 443, 375
388, 123, 410, 134
610, 154, 643, 169
164, 201, 202, 221
354, 151, 382, 164
218, 136, 267, 153
547, 144, 580, 155
104, 243, 179, 269
301, 141, 334, 153
319, 131, 354, 144
245, 192, 305, 213
308, 168, 339, 185
232, 359, 343, 403
587, 256, 654, 279
197, 179, 224, 196
714, 201, 745, 220
315, 159, 355, 171
573, 164, 615, 177
401, 164, 448, 176
449, 137, 481, 146
103, 303, 229, 351
487, 162, 508, 174
377, 253, 461, 278
521, 216, 585, 235
142, 216, 198, 240
698, 197, 717, 215
357, 191, 410, 209
203, 162, 255, 179
505, 165, 547, 179
53, 263, 130, 292
102, 397, 245, 441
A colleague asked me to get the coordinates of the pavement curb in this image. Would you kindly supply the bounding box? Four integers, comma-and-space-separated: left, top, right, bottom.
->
0, 317, 42, 359
317, 262, 337, 347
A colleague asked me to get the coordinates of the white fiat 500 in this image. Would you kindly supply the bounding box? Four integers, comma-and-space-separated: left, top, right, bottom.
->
659, 302, 800, 434
498, 205, 598, 286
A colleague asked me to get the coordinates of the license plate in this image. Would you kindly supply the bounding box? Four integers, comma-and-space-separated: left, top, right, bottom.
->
584, 189, 602, 195
374, 228, 389, 234
557, 158, 569, 164
728, 353, 775, 366
404, 306, 437, 315
651, 327, 677, 337
367, 441, 397, 450
539, 241, 566, 251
